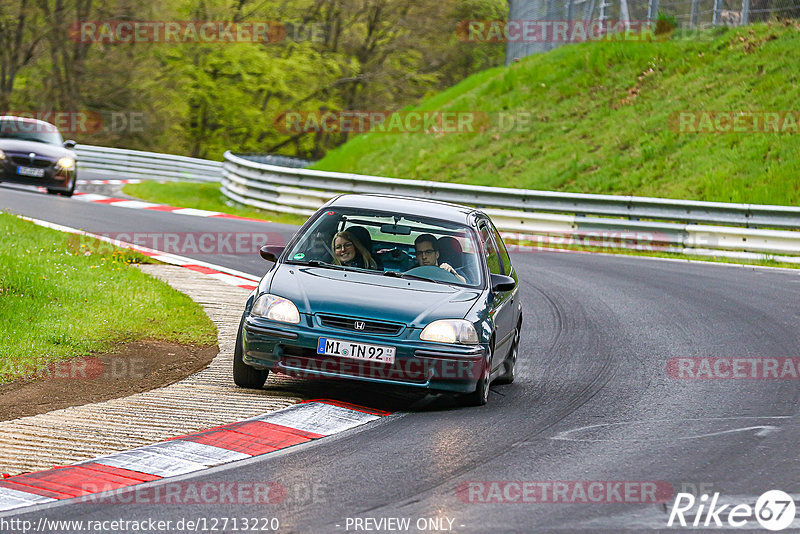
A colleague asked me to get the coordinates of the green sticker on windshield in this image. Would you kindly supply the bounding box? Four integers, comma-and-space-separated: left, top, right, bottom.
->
293, 253, 305, 260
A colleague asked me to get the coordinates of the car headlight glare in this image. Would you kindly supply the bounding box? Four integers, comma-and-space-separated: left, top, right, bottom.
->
56, 157, 75, 170
250, 294, 300, 324
420, 319, 479, 344
0, 149, 6, 161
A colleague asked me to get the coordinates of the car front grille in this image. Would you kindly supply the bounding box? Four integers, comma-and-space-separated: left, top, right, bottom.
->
10, 156, 54, 168
317, 314, 404, 335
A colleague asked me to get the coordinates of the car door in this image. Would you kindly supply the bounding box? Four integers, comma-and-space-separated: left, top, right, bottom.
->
478, 220, 516, 370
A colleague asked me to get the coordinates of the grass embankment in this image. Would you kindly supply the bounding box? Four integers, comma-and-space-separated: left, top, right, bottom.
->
0, 213, 217, 384
122, 181, 307, 225
312, 22, 800, 206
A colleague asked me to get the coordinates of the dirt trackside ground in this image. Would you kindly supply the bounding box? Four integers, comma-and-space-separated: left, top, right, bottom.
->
0, 265, 302, 477
0, 340, 217, 421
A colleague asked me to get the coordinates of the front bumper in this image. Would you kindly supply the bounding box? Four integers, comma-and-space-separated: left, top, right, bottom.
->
0, 160, 75, 191
243, 315, 487, 393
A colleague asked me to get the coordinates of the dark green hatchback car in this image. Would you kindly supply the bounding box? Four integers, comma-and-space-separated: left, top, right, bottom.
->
234, 194, 522, 406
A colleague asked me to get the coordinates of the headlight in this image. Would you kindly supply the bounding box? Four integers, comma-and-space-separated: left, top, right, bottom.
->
0, 149, 6, 160
56, 157, 75, 170
250, 294, 300, 324
420, 319, 479, 344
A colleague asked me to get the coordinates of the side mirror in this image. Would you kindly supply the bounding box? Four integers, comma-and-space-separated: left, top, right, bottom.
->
490, 274, 516, 292
63, 140, 76, 149
260, 245, 284, 263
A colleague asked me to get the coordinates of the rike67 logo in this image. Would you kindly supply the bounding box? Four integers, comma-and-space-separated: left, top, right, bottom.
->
668, 490, 796, 531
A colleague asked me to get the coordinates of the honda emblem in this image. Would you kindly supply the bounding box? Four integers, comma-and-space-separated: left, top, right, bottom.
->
354, 321, 365, 330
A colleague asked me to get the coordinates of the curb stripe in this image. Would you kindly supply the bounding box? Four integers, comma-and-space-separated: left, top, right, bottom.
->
0, 487, 56, 508
18, 216, 260, 292
300, 398, 393, 416
77, 464, 161, 483
76, 180, 142, 185
93, 450, 215, 478
251, 402, 381, 436
0, 401, 390, 513
72, 191, 272, 224
0, 481, 74, 500
181, 422, 318, 455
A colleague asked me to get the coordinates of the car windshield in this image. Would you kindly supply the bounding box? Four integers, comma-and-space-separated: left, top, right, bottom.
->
0, 117, 63, 145
285, 207, 484, 288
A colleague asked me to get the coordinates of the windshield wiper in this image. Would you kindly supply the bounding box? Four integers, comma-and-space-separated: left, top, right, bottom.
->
286, 259, 346, 270
383, 271, 433, 283
384, 270, 466, 288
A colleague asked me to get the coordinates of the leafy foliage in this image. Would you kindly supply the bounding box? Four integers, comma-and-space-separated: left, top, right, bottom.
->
1, 0, 506, 158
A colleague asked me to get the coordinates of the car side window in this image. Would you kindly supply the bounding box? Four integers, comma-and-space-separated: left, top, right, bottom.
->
490, 223, 512, 275
479, 224, 503, 276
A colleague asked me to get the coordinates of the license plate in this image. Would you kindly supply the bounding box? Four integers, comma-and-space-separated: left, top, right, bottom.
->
317, 337, 396, 364
17, 166, 45, 178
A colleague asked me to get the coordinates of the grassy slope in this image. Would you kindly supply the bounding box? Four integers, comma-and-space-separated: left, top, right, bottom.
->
313, 22, 800, 205
0, 214, 217, 382
122, 181, 307, 225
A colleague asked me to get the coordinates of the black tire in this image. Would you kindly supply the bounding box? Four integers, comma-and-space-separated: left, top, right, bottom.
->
233, 314, 269, 389
495, 321, 520, 385
459, 343, 493, 407
46, 180, 74, 197
61, 179, 75, 197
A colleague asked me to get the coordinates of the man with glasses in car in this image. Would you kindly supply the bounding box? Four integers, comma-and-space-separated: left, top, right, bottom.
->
414, 234, 466, 283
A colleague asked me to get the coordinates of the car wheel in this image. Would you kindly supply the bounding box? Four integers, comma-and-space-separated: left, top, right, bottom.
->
46, 181, 75, 197
459, 343, 493, 407
233, 314, 269, 389
495, 321, 520, 385
60, 179, 75, 197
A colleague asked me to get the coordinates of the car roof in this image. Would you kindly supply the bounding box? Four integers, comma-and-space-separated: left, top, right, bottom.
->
325, 194, 482, 225
0, 115, 59, 130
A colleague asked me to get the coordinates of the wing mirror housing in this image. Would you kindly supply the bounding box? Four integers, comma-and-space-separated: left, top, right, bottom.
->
260, 245, 284, 263
491, 274, 516, 292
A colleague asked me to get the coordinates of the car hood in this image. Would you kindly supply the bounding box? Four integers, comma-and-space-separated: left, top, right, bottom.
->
0, 139, 71, 159
268, 265, 482, 328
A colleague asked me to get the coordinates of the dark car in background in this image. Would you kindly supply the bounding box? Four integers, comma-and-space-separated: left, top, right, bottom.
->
234, 194, 522, 406
0, 116, 78, 197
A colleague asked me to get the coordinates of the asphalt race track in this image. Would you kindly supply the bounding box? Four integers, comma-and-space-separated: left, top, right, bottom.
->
2, 184, 799, 532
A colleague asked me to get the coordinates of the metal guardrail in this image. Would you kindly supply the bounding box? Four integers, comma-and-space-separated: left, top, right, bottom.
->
222, 151, 800, 261
75, 144, 222, 182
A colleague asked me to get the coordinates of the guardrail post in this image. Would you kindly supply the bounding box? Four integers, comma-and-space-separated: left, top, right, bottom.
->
712, 0, 722, 26
740, 0, 750, 25
647, 0, 660, 22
